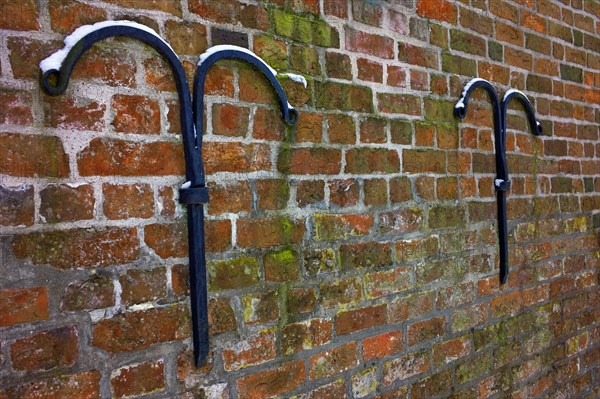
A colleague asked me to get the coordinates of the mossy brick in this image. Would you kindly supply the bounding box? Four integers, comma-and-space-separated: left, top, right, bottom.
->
264, 249, 299, 282
441, 51, 477, 76
208, 256, 260, 291
319, 278, 362, 307
316, 81, 373, 112
281, 319, 333, 355
272, 9, 339, 47
456, 350, 493, 384
560, 64, 583, 83
424, 98, 456, 122
390, 119, 412, 145
488, 41, 503, 61
304, 248, 336, 275
242, 291, 279, 324
291, 44, 320, 75
450, 29, 486, 56
287, 288, 317, 314
377, 93, 421, 115
382, 350, 430, 385
345, 148, 400, 174
315, 213, 373, 240
254, 35, 288, 70
429, 205, 466, 229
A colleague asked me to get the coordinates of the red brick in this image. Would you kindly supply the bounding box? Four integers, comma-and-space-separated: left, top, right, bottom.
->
335, 304, 387, 335
408, 316, 445, 345
13, 227, 139, 269
48, 0, 106, 33
40, 184, 94, 223
383, 351, 430, 385
11, 326, 78, 371
390, 177, 412, 204
223, 329, 276, 370
417, 0, 457, 23
0, 185, 34, 227
78, 138, 184, 176
365, 267, 412, 298
103, 183, 154, 219
326, 51, 352, 80
204, 141, 270, 174
111, 95, 160, 135
329, 178, 359, 207
238, 66, 278, 105
340, 241, 392, 270
43, 95, 106, 131
287, 288, 317, 314
310, 342, 359, 379
4, 371, 101, 399
204, 65, 235, 97
238, 360, 305, 399
71, 46, 137, 87
119, 268, 167, 305
207, 181, 252, 215
491, 291, 522, 318
278, 147, 341, 175
0, 0, 39, 30
61, 275, 114, 311
253, 108, 285, 141
315, 213, 373, 240
241, 290, 279, 324
281, 319, 332, 355
237, 216, 304, 249
324, 0, 347, 18
144, 56, 193, 92
212, 103, 250, 137
403, 149, 446, 174
0, 133, 69, 178
388, 291, 435, 323
345, 27, 394, 59
92, 304, 190, 352
379, 208, 424, 234
357, 58, 383, 83
296, 112, 323, 143
363, 330, 403, 360
0, 89, 33, 125
144, 222, 187, 259
327, 114, 356, 144
297, 180, 325, 207
0, 287, 48, 327
111, 360, 165, 398
207, 297, 236, 335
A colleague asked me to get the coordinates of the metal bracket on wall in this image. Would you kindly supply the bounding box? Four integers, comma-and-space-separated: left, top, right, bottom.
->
455, 78, 542, 285
40, 21, 298, 367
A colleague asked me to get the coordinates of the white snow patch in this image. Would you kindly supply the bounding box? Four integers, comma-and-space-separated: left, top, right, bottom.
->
198, 45, 277, 76
503, 88, 526, 102
495, 179, 505, 188
181, 181, 191, 189
40, 20, 172, 73
280, 72, 307, 88
455, 78, 488, 110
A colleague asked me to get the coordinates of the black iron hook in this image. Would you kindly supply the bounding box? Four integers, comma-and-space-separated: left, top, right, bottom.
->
455, 79, 541, 285
39, 21, 299, 367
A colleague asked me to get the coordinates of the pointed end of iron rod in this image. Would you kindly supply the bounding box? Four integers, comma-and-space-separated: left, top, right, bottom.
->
499, 269, 509, 285
194, 347, 209, 368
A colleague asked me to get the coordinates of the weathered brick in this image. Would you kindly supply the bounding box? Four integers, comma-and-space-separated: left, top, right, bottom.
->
388, 291, 435, 323
407, 316, 445, 346
40, 184, 94, 223
287, 288, 317, 315
377, 93, 421, 115
310, 342, 359, 379
0, 287, 48, 327
346, 148, 400, 173
429, 205, 466, 229
238, 360, 305, 399
398, 42, 439, 69
320, 278, 362, 307
254, 35, 288, 70
237, 216, 305, 248
315, 214, 373, 240
291, 44, 321, 75
0, 89, 33, 126
207, 181, 252, 215
103, 183, 154, 219
0, 0, 39, 30
297, 179, 325, 207
204, 141, 270, 174
222, 329, 276, 370
164, 20, 207, 55
327, 114, 356, 144
208, 297, 236, 335
403, 149, 446, 173
0, 185, 34, 227
106, 0, 181, 15
264, 249, 299, 282
111, 95, 160, 135
255, 179, 289, 211
3, 371, 101, 399
281, 319, 332, 355
383, 351, 430, 385
111, 360, 165, 398
13, 227, 139, 269
144, 222, 186, 258
326, 51, 352, 80
379, 208, 424, 234
0, 133, 69, 178
433, 336, 472, 366
61, 275, 114, 311
11, 326, 78, 371
92, 304, 190, 352
242, 290, 279, 324
120, 268, 167, 306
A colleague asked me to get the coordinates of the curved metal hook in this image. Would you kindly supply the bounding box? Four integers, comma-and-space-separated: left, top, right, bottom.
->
39, 21, 199, 183
502, 89, 543, 137
454, 78, 501, 120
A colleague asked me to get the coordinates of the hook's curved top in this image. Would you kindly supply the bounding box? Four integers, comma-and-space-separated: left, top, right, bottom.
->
194, 45, 299, 127
38, 20, 199, 182
454, 78, 501, 119
502, 89, 543, 136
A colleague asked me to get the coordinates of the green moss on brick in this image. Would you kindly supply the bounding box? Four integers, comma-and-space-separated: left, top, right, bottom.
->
272, 9, 339, 47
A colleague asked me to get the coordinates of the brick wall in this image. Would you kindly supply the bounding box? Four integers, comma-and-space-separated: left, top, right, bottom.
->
0, 0, 598, 398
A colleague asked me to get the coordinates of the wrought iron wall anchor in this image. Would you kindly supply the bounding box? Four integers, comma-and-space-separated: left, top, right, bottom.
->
40, 21, 298, 366
455, 78, 542, 285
